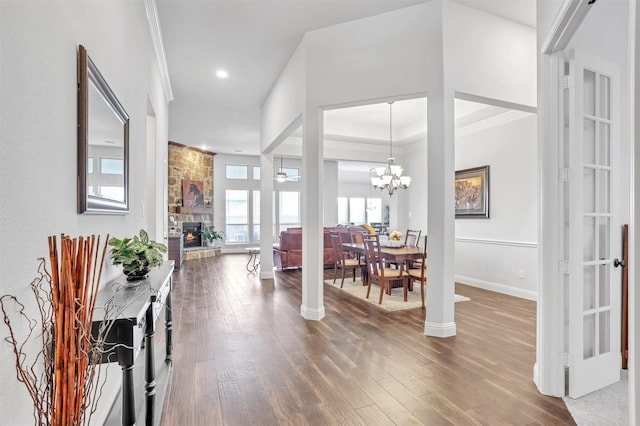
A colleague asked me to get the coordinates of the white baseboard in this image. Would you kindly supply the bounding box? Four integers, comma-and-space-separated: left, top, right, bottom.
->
260, 269, 274, 279
300, 304, 325, 321
455, 274, 538, 301
424, 321, 457, 337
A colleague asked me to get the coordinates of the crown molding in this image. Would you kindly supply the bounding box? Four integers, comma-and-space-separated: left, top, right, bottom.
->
145, 0, 174, 103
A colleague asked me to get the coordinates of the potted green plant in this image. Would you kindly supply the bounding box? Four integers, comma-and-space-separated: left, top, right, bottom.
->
200, 227, 225, 254
108, 229, 167, 281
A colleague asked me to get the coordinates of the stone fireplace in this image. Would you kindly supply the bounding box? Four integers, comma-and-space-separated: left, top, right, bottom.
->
182, 222, 202, 248
168, 142, 216, 260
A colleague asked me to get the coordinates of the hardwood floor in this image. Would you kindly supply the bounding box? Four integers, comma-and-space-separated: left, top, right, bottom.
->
160, 254, 575, 425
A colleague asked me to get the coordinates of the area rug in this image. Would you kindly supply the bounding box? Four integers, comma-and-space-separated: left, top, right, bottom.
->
324, 279, 470, 311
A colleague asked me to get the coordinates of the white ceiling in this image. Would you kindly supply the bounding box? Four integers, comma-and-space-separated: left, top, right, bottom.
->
157, 0, 536, 156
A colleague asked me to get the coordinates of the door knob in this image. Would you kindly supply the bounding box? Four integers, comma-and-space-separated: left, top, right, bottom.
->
614, 258, 627, 268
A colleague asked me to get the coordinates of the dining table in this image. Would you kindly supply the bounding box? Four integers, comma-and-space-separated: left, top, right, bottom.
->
341, 242, 423, 291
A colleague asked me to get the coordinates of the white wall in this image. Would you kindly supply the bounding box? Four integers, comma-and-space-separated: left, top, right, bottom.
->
0, 2, 168, 423
455, 113, 539, 300
444, 1, 537, 108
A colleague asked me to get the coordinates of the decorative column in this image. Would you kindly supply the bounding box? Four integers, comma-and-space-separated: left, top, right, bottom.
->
300, 105, 325, 321
259, 153, 275, 279
425, 0, 456, 337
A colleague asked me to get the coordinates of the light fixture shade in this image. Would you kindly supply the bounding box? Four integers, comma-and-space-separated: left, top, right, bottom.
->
390, 165, 402, 176
400, 176, 411, 186
380, 175, 392, 185
275, 173, 287, 183
375, 167, 386, 177
370, 177, 381, 186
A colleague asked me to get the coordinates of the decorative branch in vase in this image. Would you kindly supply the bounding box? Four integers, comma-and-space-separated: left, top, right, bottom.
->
0, 234, 112, 425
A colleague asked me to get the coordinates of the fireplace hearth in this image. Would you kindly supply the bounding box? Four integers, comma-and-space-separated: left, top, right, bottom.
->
183, 222, 202, 248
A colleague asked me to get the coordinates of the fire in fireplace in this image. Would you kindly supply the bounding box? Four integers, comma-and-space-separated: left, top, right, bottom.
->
183, 222, 202, 248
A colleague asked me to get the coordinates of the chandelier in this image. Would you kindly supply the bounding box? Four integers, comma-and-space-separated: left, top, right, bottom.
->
370, 101, 411, 196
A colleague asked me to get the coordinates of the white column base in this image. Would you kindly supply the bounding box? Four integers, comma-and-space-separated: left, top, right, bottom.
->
260, 269, 274, 280
300, 304, 325, 321
424, 321, 456, 337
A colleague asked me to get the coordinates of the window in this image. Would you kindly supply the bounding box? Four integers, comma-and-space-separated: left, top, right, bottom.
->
366, 198, 382, 223
349, 198, 365, 224
252, 191, 260, 240
225, 164, 248, 179
337, 196, 383, 225
278, 191, 300, 233
253, 166, 261, 180
281, 167, 300, 182
100, 158, 124, 175
338, 197, 348, 224
225, 190, 248, 242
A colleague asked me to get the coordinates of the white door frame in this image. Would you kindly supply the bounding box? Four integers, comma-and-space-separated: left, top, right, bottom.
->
537, 0, 636, 422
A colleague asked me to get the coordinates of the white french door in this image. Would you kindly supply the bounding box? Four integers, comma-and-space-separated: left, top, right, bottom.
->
566, 49, 622, 398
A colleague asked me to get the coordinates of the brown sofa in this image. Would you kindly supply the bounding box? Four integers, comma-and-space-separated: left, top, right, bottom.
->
273, 227, 342, 270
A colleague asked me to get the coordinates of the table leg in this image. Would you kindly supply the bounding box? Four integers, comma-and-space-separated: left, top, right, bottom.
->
246, 251, 260, 273
165, 284, 173, 364
144, 306, 156, 426
121, 364, 135, 426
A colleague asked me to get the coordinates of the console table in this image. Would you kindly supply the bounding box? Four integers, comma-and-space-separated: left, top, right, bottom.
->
92, 261, 174, 426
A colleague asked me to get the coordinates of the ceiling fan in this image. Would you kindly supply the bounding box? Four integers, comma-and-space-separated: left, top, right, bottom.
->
275, 156, 288, 182
274, 156, 300, 183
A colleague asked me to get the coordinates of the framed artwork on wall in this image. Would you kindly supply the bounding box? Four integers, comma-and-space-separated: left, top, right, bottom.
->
455, 165, 490, 218
182, 179, 205, 207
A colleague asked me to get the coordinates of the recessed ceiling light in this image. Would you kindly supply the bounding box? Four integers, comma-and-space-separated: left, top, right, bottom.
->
234, 149, 243, 153
216, 70, 228, 79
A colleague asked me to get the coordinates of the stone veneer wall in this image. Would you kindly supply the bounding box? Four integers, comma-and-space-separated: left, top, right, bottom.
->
168, 142, 215, 234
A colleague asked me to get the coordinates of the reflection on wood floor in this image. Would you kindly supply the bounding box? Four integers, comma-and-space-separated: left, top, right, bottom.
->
161, 254, 575, 425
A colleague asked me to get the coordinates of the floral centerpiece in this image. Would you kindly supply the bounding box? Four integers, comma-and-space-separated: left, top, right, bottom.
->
389, 230, 402, 241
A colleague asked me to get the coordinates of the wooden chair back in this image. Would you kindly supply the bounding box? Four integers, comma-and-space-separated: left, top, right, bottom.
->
405, 229, 421, 247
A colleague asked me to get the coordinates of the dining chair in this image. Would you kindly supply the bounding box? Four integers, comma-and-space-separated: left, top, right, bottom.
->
330, 232, 361, 288
406, 235, 427, 308
362, 233, 408, 304
404, 229, 422, 247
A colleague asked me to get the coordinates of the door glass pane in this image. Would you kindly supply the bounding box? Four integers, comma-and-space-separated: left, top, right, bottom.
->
599, 310, 611, 354
599, 263, 611, 308
599, 75, 611, 120
583, 119, 596, 164
584, 69, 596, 116
583, 217, 595, 262
598, 217, 610, 260
584, 265, 596, 310
583, 313, 596, 360
598, 170, 610, 213
599, 123, 610, 166
583, 168, 595, 213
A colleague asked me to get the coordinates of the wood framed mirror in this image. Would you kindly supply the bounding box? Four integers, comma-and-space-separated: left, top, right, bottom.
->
77, 44, 130, 214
